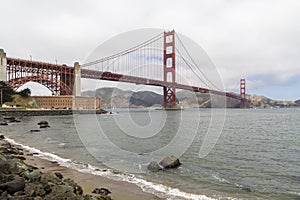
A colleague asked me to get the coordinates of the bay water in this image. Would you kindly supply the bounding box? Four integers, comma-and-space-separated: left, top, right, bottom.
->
1, 108, 299, 199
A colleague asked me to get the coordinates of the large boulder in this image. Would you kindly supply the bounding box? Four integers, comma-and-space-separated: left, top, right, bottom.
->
0, 160, 10, 174
159, 155, 181, 169
147, 161, 162, 172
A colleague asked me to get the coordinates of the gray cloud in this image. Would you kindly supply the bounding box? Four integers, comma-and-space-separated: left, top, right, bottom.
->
1, 0, 299, 98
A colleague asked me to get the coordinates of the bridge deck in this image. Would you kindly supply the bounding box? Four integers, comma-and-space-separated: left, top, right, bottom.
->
81, 69, 246, 101
4, 57, 247, 101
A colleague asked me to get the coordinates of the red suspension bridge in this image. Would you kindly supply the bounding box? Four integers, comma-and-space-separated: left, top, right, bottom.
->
0, 30, 248, 108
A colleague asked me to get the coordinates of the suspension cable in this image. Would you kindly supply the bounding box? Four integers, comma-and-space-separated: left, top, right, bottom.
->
82, 32, 164, 68
175, 34, 221, 90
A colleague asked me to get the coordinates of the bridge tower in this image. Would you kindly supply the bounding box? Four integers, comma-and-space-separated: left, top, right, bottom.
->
0, 49, 7, 82
240, 78, 247, 108
163, 30, 177, 108
74, 62, 81, 96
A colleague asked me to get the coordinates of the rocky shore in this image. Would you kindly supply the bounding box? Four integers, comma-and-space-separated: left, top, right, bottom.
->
0, 109, 107, 117
0, 135, 112, 200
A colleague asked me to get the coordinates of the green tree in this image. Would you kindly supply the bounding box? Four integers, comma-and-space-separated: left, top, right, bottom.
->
0, 81, 14, 104
17, 88, 31, 97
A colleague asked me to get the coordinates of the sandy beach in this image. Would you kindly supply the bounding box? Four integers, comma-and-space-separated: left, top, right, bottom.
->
23, 148, 163, 200
0, 135, 163, 200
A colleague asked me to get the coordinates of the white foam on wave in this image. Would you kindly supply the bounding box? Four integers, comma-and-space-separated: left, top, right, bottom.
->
288, 191, 300, 196
5, 137, 218, 200
212, 174, 230, 184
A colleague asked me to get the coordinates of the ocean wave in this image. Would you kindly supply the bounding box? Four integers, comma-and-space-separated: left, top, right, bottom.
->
5, 137, 219, 200
212, 174, 231, 184
288, 191, 300, 196
212, 174, 252, 193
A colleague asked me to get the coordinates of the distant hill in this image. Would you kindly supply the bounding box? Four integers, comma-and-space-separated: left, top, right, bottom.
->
82, 87, 162, 108
176, 90, 241, 108
249, 95, 296, 108
294, 99, 300, 106
82, 87, 299, 108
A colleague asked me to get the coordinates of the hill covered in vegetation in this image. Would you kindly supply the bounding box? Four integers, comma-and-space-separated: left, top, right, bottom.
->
82, 87, 299, 108
0, 81, 36, 108
82, 87, 162, 108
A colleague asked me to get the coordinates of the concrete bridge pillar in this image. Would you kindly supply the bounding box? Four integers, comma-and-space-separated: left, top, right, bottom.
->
74, 62, 81, 96
0, 49, 7, 82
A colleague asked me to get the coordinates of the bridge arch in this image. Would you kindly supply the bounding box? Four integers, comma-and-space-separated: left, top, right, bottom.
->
16, 81, 52, 96
8, 76, 73, 95
5, 57, 75, 96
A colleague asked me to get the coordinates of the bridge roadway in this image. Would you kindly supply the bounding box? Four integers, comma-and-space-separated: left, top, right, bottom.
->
81, 69, 246, 101
4, 57, 246, 101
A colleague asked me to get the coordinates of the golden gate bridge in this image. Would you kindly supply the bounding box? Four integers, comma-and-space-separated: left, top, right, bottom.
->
0, 30, 248, 108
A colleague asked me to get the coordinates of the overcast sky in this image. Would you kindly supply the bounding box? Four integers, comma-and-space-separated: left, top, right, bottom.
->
1, 0, 299, 100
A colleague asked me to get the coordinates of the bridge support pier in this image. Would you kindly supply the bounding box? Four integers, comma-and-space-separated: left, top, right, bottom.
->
163, 30, 177, 109
0, 49, 7, 82
74, 62, 81, 96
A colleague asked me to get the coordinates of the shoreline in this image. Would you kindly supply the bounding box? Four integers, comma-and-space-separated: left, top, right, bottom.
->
0, 135, 164, 200
0, 109, 108, 116
24, 153, 163, 200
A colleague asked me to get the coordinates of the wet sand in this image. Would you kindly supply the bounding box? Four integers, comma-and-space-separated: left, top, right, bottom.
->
24, 151, 164, 200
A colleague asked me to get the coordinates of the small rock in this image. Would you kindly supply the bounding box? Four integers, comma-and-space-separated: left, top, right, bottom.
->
12, 155, 26, 160
0, 177, 25, 194
0, 191, 8, 199
40, 124, 50, 128
41, 172, 60, 185
53, 185, 73, 194
43, 183, 52, 194
30, 130, 41, 132
159, 155, 181, 169
37, 121, 48, 125
237, 184, 252, 192
64, 178, 83, 195
0, 173, 14, 184
0, 135, 5, 140
147, 161, 162, 172
27, 170, 42, 182
0, 122, 8, 126
0, 160, 10, 174
74, 185, 83, 195
3, 116, 15, 120
54, 172, 63, 180
92, 187, 111, 196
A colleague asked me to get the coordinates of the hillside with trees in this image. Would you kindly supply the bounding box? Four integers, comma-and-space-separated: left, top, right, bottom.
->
0, 81, 36, 108
82, 87, 299, 109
